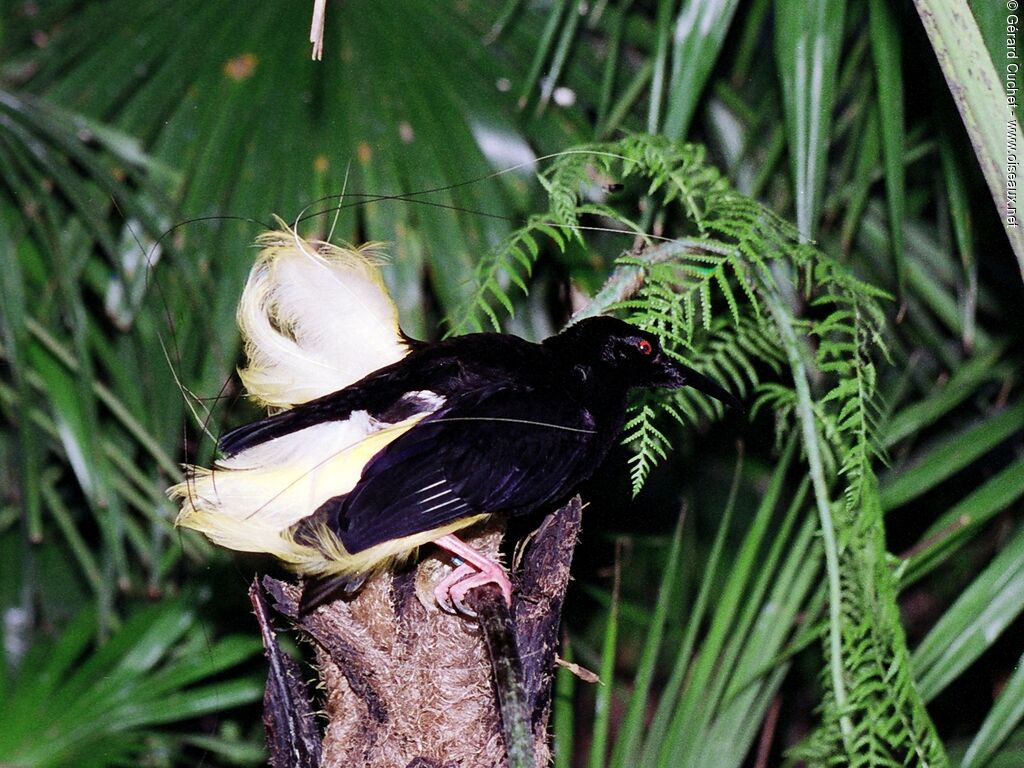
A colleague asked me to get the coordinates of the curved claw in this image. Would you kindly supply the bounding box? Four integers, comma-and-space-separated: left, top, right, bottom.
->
433, 562, 478, 615
431, 534, 513, 617
447, 569, 512, 615
451, 596, 475, 617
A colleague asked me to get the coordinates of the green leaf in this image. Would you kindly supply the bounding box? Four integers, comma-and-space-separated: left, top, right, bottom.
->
867, 0, 905, 293
960, 646, 1024, 768
912, 0, 1024, 276
608, 512, 684, 766
661, 0, 742, 140
937, 121, 978, 350
0, 600, 262, 768
553, 638, 576, 768
658, 445, 818, 767
0, 207, 44, 542
913, 525, 1024, 702
588, 550, 620, 768
904, 455, 1024, 584
880, 401, 1024, 511
880, 345, 1005, 448
774, 0, 847, 239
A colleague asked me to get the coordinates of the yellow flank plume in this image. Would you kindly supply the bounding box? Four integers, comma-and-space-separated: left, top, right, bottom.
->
171, 414, 429, 571
237, 222, 409, 408
280, 513, 490, 579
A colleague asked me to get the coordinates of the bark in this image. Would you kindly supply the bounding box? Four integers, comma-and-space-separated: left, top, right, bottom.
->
250, 581, 322, 768
252, 496, 583, 768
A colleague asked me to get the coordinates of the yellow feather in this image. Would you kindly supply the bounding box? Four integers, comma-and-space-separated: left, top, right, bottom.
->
280, 514, 489, 578
171, 414, 429, 568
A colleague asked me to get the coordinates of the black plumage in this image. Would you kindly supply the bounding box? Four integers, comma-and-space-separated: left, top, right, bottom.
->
214, 316, 738, 611
170, 223, 739, 615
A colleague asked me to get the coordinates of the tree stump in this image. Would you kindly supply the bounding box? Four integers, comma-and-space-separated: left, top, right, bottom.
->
252, 497, 583, 768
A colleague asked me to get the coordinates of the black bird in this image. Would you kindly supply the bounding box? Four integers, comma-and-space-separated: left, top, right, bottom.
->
171, 227, 737, 613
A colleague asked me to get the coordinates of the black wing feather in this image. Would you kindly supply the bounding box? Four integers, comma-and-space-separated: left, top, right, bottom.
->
218, 389, 369, 456
218, 378, 445, 457
336, 387, 597, 553
217, 354, 473, 456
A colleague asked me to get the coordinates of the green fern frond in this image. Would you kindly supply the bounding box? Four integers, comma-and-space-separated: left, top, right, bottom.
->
448, 214, 565, 334
448, 134, 946, 766
620, 315, 774, 491
623, 399, 671, 495
794, 481, 947, 768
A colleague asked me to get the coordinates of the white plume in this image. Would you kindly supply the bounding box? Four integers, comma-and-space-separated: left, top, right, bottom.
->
170, 415, 428, 564
237, 223, 409, 408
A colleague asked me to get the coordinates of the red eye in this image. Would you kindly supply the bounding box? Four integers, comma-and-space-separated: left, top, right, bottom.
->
637, 339, 653, 355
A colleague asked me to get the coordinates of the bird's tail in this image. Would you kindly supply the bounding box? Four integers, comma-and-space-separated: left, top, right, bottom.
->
170, 413, 429, 573
237, 221, 410, 409
172, 221, 417, 572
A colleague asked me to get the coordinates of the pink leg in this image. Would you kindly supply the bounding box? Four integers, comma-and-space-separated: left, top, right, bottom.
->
432, 533, 513, 615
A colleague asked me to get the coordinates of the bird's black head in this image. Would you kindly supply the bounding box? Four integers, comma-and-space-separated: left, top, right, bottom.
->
546, 316, 741, 408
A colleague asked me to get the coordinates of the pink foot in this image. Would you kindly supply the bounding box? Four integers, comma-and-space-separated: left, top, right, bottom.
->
432, 533, 513, 616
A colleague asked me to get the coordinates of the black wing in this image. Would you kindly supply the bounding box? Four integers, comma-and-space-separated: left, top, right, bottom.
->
217, 362, 457, 456
334, 386, 598, 553
218, 388, 369, 456
219, 335, 548, 456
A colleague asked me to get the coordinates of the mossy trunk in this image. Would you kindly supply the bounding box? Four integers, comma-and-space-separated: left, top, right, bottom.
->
252, 497, 583, 768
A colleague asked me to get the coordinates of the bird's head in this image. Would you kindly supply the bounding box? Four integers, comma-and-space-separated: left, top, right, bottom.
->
547, 316, 741, 409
